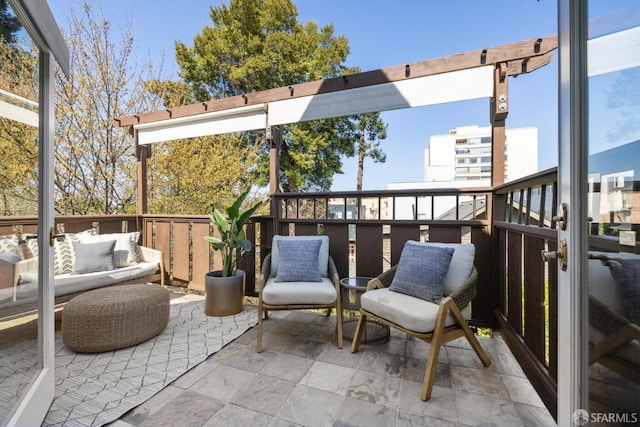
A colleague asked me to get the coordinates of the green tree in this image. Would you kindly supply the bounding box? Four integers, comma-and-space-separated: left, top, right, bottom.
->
355, 113, 388, 191
0, 0, 21, 45
145, 133, 262, 215
0, 33, 39, 215
54, 0, 165, 214
605, 68, 640, 143
144, 79, 263, 215
172, 0, 388, 191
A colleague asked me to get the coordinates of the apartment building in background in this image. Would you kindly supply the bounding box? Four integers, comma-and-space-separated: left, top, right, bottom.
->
424, 125, 538, 183
389, 125, 539, 220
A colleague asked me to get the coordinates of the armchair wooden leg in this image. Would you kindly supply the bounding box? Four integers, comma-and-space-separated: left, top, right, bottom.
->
350, 312, 367, 353
589, 324, 640, 364
448, 300, 491, 367
335, 308, 343, 350
421, 303, 448, 401
257, 300, 263, 353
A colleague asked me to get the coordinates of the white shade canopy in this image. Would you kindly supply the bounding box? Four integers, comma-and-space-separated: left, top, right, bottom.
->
135, 66, 494, 145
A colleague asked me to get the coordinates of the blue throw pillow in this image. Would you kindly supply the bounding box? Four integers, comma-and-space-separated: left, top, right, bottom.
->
608, 259, 640, 324
274, 239, 323, 282
389, 241, 455, 303
72, 240, 116, 274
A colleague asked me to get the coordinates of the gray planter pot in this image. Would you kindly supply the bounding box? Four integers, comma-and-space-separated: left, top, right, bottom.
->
204, 269, 245, 316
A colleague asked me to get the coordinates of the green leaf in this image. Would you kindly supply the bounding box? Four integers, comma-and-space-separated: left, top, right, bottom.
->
212, 208, 229, 232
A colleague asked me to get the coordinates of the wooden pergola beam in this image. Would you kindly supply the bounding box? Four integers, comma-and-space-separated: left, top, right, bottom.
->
113, 35, 557, 129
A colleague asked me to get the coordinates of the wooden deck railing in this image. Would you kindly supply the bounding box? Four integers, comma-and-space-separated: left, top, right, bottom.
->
268, 188, 495, 328
7, 170, 638, 420
493, 168, 559, 417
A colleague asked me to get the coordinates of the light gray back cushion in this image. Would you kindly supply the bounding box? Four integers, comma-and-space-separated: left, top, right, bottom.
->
270, 235, 330, 278
608, 259, 640, 324
425, 242, 475, 296
79, 232, 141, 267
0, 253, 20, 263
72, 240, 116, 274
588, 251, 639, 317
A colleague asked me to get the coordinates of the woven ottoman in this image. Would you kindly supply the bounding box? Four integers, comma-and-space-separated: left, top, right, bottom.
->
62, 284, 170, 353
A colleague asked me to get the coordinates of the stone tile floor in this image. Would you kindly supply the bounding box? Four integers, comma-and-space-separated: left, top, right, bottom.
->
109, 307, 556, 427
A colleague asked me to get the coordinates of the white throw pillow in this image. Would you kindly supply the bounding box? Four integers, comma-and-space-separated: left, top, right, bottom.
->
79, 232, 140, 267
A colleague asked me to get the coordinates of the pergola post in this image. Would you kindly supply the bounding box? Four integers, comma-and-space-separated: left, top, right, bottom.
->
267, 125, 282, 195
267, 125, 282, 217
133, 128, 150, 215
491, 62, 508, 187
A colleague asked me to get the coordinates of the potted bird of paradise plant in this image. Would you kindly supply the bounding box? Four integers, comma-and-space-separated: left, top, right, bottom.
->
204, 188, 263, 316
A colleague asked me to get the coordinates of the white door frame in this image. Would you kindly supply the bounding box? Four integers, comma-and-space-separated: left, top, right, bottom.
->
5, 1, 68, 425
557, 1, 590, 425
7, 50, 57, 427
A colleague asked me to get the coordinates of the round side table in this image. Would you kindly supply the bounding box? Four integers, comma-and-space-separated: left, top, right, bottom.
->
339, 276, 390, 344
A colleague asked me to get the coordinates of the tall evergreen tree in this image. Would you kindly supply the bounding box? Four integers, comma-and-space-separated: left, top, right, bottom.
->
355, 113, 388, 191
0, 0, 21, 45
172, 0, 389, 191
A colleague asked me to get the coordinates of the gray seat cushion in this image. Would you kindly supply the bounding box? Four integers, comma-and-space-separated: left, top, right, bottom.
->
361, 287, 470, 334
262, 277, 336, 306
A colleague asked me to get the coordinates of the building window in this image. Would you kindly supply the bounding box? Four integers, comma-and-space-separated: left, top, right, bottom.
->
481, 136, 492, 144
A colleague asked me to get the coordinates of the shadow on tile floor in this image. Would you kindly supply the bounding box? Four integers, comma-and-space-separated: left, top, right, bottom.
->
110, 308, 557, 427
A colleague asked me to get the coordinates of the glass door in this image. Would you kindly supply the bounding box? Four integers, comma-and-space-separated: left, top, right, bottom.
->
557, 1, 640, 425
585, 1, 640, 423
0, 1, 60, 424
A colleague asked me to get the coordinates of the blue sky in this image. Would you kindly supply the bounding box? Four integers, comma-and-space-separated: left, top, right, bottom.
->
49, 0, 561, 190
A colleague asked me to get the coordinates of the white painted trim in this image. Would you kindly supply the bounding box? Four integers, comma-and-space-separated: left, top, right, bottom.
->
0, 88, 39, 108
5, 51, 57, 427
0, 100, 38, 127
558, 1, 589, 425
135, 103, 267, 144
588, 25, 640, 76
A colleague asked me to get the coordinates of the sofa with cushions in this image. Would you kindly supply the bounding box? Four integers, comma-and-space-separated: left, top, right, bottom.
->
0, 230, 164, 310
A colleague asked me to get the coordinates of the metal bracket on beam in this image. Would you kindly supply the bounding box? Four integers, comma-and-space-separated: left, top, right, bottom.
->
498, 62, 508, 82
480, 49, 488, 64
534, 38, 543, 53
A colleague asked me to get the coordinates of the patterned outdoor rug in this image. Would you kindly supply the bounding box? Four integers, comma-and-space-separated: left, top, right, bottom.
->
41, 298, 257, 426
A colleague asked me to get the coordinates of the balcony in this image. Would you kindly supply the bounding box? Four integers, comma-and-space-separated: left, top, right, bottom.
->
2, 166, 639, 425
